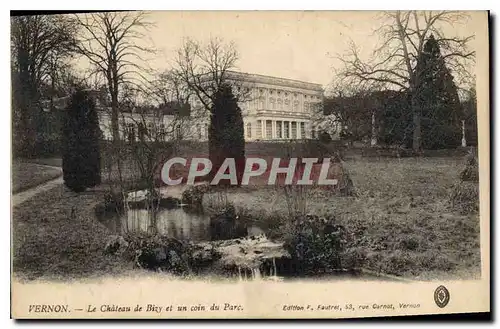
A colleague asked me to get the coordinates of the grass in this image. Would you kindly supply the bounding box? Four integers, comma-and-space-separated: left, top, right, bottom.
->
11, 185, 134, 281
202, 156, 481, 280
11, 143, 481, 281
11, 160, 63, 193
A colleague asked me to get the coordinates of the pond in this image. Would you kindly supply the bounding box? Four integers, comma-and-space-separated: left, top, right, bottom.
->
97, 206, 266, 243
95, 203, 398, 282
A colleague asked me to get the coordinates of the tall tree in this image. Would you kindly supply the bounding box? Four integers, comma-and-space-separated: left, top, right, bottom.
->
174, 37, 247, 114
62, 89, 101, 192
378, 90, 412, 146
338, 11, 474, 151
11, 14, 77, 156
415, 34, 462, 149
73, 11, 155, 193
462, 87, 478, 147
209, 83, 245, 185
73, 11, 155, 143
174, 37, 250, 183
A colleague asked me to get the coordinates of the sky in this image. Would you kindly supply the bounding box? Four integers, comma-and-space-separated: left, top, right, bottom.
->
76, 11, 488, 90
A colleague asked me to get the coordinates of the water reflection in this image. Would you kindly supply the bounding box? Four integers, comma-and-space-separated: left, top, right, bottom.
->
98, 207, 264, 242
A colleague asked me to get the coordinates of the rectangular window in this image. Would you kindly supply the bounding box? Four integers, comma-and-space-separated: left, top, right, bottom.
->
266, 120, 272, 139
276, 121, 283, 139
284, 121, 290, 139
246, 123, 252, 138
291, 122, 297, 139
256, 120, 262, 138
300, 122, 305, 139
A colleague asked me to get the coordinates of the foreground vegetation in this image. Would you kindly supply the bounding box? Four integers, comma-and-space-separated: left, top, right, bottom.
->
12, 185, 134, 281
12, 161, 62, 193
12, 144, 481, 281
202, 156, 481, 280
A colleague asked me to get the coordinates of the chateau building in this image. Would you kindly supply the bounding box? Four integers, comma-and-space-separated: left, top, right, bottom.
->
189, 71, 327, 141
48, 71, 335, 142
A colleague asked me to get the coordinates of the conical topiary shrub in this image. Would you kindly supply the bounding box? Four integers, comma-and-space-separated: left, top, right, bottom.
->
62, 89, 101, 192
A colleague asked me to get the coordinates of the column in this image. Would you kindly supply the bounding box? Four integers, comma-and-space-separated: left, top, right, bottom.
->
281, 121, 285, 139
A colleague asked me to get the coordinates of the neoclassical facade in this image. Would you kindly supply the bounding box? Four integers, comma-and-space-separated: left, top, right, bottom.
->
189, 71, 325, 141
92, 71, 330, 142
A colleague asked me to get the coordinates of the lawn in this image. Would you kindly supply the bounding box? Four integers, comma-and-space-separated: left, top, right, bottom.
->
11, 144, 481, 281
202, 156, 482, 280
11, 160, 63, 193
11, 184, 135, 281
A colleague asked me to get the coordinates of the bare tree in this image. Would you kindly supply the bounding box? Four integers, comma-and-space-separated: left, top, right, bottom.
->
119, 80, 194, 232
150, 70, 192, 110
73, 11, 155, 194
11, 14, 77, 154
174, 37, 251, 115
337, 11, 475, 151
126, 75, 194, 190
319, 76, 377, 145
73, 11, 155, 143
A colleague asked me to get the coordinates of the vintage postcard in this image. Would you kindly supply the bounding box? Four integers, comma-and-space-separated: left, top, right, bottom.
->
10, 10, 490, 319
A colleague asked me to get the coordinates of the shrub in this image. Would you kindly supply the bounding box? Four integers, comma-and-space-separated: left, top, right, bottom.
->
459, 150, 479, 182
208, 83, 245, 185
123, 232, 220, 274
318, 131, 332, 144
62, 89, 101, 192
284, 214, 349, 274
181, 183, 210, 207
450, 181, 479, 214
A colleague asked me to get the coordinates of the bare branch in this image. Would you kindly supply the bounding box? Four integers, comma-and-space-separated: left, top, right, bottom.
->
336, 10, 475, 93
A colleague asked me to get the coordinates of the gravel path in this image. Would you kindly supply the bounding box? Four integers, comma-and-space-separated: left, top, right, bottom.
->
12, 166, 63, 207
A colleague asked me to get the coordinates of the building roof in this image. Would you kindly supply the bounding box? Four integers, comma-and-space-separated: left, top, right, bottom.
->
225, 70, 323, 92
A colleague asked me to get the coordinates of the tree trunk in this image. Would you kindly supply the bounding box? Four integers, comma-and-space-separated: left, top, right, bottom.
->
411, 92, 422, 153
20, 85, 38, 156
15, 57, 38, 156
370, 111, 378, 147
108, 76, 124, 193
111, 95, 120, 142
461, 119, 467, 147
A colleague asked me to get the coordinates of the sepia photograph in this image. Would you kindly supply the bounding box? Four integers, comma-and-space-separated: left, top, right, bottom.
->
10, 9, 490, 319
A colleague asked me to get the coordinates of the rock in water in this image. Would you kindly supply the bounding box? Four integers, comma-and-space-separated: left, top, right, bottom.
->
126, 190, 148, 203
199, 235, 290, 272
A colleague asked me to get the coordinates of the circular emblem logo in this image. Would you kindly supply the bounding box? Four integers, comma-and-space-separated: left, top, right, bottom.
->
434, 285, 450, 308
